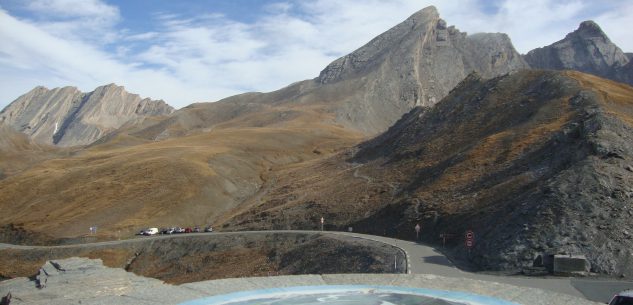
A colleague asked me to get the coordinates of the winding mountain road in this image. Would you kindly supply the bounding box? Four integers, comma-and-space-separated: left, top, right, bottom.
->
1, 230, 630, 303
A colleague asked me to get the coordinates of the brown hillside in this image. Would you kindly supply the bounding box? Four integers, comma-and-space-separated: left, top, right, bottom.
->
0, 105, 361, 242
222, 70, 633, 277
0, 125, 65, 179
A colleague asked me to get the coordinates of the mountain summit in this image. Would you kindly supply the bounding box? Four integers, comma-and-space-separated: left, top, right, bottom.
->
524, 20, 631, 84
314, 6, 528, 132
0, 84, 174, 146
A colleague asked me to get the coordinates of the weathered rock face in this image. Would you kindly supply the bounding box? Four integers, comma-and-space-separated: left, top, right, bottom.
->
524, 21, 631, 85
0, 84, 174, 146
316, 6, 528, 133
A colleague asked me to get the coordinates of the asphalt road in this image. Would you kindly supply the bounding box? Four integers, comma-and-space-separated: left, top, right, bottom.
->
2, 230, 631, 303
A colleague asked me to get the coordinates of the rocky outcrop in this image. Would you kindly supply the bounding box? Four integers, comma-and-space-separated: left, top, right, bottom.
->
524, 21, 632, 85
0, 84, 174, 146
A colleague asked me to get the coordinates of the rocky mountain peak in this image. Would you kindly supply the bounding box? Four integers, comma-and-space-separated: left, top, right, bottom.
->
408, 5, 439, 24
311, 6, 527, 133
1, 85, 174, 146
524, 20, 629, 83
316, 6, 442, 85
575, 20, 605, 37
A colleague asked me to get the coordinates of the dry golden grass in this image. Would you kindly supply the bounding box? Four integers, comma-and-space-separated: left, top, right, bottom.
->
0, 104, 362, 241
566, 71, 633, 126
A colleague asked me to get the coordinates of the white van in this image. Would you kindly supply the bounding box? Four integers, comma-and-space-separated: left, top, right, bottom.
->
142, 228, 159, 236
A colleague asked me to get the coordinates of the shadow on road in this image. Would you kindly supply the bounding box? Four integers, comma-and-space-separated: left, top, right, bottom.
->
571, 278, 633, 303
422, 255, 454, 267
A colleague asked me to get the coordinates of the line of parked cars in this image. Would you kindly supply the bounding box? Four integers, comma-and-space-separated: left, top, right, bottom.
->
137, 225, 213, 236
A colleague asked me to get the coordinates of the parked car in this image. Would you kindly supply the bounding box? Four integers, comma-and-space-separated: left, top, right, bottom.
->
193, 226, 200, 233
142, 228, 159, 236
174, 227, 185, 234
184, 227, 192, 233
609, 290, 633, 305
161, 227, 175, 234
204, 226, 213, 232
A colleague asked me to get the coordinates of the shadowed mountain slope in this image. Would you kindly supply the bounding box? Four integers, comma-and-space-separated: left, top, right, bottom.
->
222, 70, 633, 277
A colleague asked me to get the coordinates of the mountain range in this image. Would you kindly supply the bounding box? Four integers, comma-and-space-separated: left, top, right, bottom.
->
0, 84, 173, 146
1, 6, 632, 278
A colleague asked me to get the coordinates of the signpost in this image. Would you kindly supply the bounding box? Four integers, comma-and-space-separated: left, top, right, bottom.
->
414, 224, 421, 240
439, 233, 455, 248
465, 230, 475, 255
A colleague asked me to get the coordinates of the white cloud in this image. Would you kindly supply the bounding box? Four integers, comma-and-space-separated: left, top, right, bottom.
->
594, 1, 633, 53
0, 0, 631, 111
21, 0, 121, 45
26, 0, 119, 21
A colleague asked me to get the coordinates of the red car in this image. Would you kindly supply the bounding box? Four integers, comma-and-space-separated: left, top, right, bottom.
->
184, 227, 192, 233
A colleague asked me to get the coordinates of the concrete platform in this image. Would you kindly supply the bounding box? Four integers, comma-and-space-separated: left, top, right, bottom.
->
0, 257, 600, 305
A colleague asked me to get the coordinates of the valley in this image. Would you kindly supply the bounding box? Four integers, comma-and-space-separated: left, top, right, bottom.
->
1, 4, 633, 305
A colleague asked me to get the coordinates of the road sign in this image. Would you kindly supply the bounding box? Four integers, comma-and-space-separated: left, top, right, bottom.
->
465, 230, 474, 248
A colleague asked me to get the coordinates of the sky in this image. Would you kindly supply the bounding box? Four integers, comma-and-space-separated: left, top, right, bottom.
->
0, 0, 631, 110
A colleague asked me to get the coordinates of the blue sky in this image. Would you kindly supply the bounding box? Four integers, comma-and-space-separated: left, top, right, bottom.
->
0, 0, 631, 109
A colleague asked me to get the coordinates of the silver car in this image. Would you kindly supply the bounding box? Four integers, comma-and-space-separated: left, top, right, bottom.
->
609, 290, 633, 305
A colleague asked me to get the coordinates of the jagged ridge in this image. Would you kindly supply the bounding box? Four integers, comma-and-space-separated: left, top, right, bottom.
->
0, 84, 174, 146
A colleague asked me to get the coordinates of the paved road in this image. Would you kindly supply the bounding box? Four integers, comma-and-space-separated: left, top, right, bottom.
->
2, 230, 631, 302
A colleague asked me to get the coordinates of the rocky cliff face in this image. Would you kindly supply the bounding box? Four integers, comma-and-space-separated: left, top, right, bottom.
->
525, 21, 631, 85
315, 6, 528, 133
0, 84, 174, 146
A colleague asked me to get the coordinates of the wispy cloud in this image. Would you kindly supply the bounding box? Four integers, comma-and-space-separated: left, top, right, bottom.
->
26, 0, 119, 20
0, 0, 631, 110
